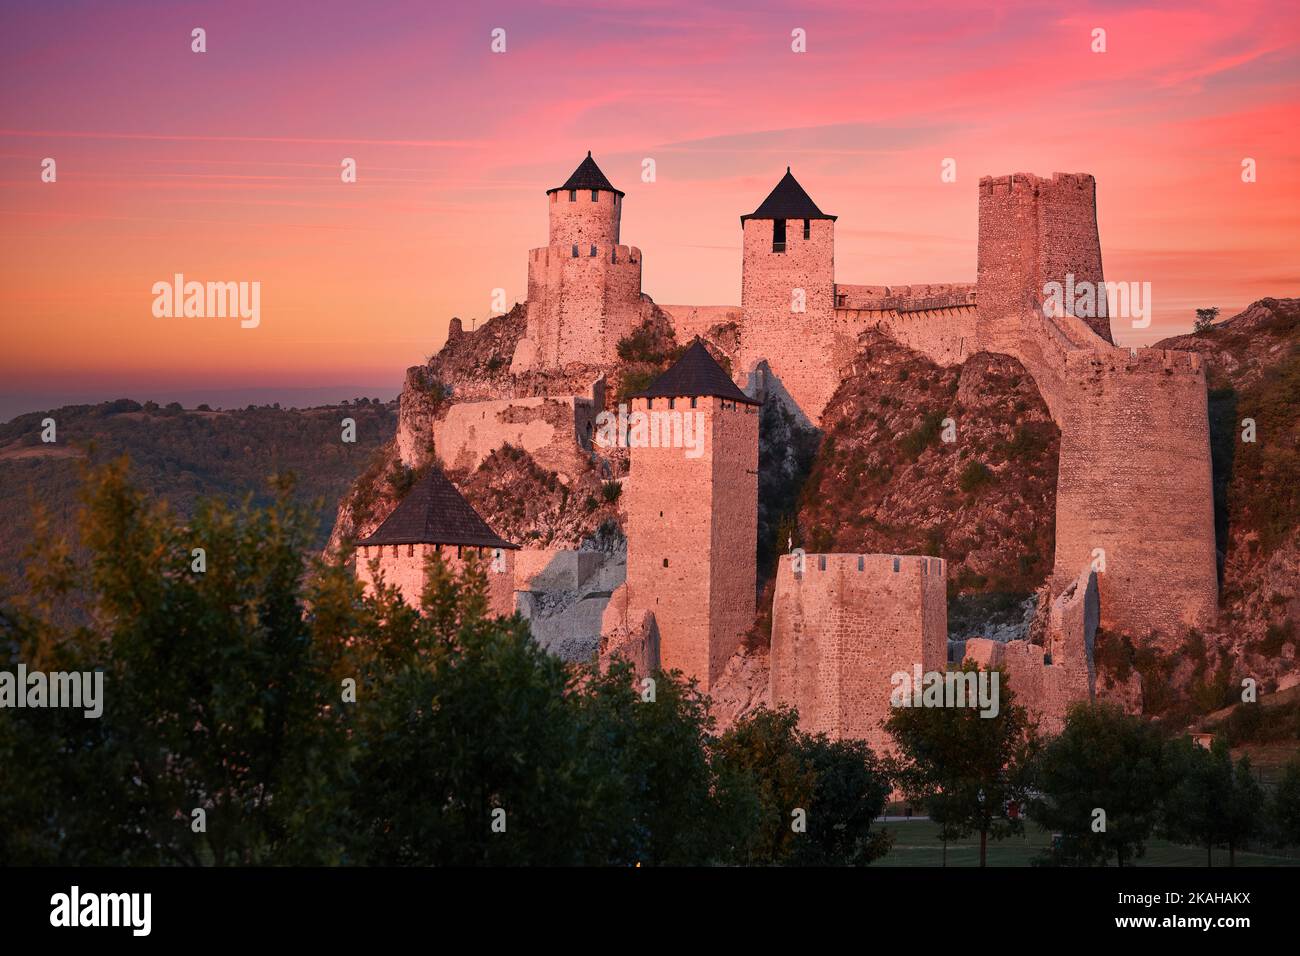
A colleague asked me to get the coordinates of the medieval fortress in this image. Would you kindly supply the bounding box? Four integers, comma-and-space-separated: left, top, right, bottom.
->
357, 152, 1218, 741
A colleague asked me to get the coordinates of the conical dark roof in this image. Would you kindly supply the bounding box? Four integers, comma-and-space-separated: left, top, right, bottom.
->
547, 151, 624, 197
632, 340, 760, 406
741, 167, 835, 223
358, 468, 517, 549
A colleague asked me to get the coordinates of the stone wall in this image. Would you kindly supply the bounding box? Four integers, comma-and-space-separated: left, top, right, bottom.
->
657, 304, 743, 343
356, 542, 516, 618
835, 303, 979, 369
432, 391, 599, 479
769, 553, 947, 756
959, 567, 1098, 734
623, 395, 759, 691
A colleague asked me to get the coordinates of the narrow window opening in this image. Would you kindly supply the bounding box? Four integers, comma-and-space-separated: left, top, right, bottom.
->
591, 190, 599, 202
772, 218, 786, 252
590, 244, 597, 257
568, 190, 577, 202
818, 554, 827, 571
572, 244, 579, 258
803, 218, 811, 240
690, 397, 697, 408
662, 558, 669, 568
893, 557, 900, 572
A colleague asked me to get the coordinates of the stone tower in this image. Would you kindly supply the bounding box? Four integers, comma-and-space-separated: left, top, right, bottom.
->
737, 168, 838, 424
976, 172, 1113, 348
769, 553, 948, 756
356, 467, 518, 617
511, 152, 645, 372
624, 341, 760, 691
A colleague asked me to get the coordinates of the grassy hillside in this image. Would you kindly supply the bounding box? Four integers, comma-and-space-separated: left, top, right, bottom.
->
0, 398, 395, 588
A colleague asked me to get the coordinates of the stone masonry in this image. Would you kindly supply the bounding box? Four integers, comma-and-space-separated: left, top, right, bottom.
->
769, 553, 948, 756
366, 153, 1220, 751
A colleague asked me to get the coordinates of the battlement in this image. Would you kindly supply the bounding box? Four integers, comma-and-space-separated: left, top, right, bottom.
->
834, 283, 976, 313
529, 243, 641, 265
1063, 346, 1206, 377
979, 171, 1096, 197
784, 552, 946, 578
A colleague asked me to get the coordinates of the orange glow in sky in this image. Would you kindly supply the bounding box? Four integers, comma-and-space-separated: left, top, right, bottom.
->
2, 0, 1297, 419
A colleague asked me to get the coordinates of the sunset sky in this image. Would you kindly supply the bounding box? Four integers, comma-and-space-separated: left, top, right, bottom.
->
2, 0, 1297, 421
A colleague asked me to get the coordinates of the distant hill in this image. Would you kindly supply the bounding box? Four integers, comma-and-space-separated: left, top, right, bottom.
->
0, 398, 395, 588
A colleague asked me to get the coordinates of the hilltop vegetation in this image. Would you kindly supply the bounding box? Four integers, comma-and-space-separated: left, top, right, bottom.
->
789, 332, 1060, 639
0, 398, 394, 586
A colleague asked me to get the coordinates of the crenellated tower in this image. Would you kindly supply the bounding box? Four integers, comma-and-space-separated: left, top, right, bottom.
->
623, 341, 760, 691
736, 168, 839, 424
511, 152, 646, 372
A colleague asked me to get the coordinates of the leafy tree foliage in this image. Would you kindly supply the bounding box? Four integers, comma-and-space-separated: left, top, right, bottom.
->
1162, 736, 1266, 867
885, 663, 1038, 866
1028, 703, 1166, 866
0, 461, 891, 866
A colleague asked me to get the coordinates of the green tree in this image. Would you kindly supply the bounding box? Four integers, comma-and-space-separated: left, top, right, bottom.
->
1193, 307, 1220, 333
1028, 703, 1166, 866
1163, 737, 1265, 866
0, 459, 352, 864
713, 706, 891, 866
1271, 755, 1300, 848
885, 663, 1038, 866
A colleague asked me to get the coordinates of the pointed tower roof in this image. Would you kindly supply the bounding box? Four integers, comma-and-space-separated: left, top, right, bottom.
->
547, 151, 624, 197
358, 468, 517, 549
632, 339, 760, 406
740, 167, 836, 223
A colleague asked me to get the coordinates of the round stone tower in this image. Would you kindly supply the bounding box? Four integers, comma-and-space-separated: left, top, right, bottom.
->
546, 150, 623, 247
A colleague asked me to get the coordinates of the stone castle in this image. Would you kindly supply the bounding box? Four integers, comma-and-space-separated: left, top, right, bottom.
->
358, 152, 1219, 741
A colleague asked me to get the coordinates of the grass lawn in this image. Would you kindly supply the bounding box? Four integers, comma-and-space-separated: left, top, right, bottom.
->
875, 819, 1300, 867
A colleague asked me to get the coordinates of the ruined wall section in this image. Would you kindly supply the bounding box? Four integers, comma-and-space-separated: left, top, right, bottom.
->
770, 553, 947, 757
433, 392, 599, 479
356, 543, 516, 618
1054, 349, 1218, 635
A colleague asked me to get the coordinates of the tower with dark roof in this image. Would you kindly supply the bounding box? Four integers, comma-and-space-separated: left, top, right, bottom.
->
512, 151, 646, 372
356, 468, 518, 616
622, 340, 759, 691
737, 167, 840, 423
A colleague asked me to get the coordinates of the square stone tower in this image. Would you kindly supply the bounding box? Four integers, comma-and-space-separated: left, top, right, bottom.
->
356, 468, 518, 617
624, 341, 760, 691
737, 168, 838, 423
769, 553, 948, 757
